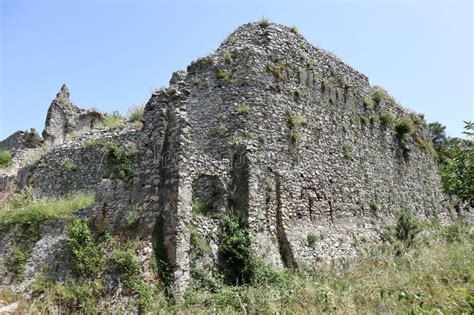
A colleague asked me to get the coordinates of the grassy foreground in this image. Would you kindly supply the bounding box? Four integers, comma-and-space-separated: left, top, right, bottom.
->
0, 217, 472, 314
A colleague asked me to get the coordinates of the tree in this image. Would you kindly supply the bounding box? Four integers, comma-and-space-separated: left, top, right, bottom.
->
435, 121, 473, 207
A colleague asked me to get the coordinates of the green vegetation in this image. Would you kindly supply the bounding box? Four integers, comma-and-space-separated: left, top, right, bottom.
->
358, 114, 368, 126
322, 78, 329, 92
379, 111, 394, 126
235, 102, 250, 114
95, 111, 124, 129
430, 121, 473, 206
24, 128, 43, 148
102, 142, 138, 185
395, 117, 415, 139
62, 158, 78, 171
127, 105, 145, 126
293, 88, 303, 101
0, 150, 13, 168
287, 113, 306, 129
307, 233, 317, 247
371, 89, 384, 103
394, 209, 420, 247
215, 69, 233, 83
342, 143, 351, 159
290, 25, 298, 34
0, 192, 94, 233
7, 246, 28, 281
307, 59, 316, 70
223, 48, 233, 64
266, 62, 286, 81
363, 96, 374, 110
67, 219, 103, 278
192, 199, 214, 217
258, 17, 270, 28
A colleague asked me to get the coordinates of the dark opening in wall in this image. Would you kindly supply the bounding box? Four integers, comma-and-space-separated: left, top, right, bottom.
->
191, 175, 226, 216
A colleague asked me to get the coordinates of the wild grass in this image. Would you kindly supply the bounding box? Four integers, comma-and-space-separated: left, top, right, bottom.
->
0, 192, 94, 230
0, 150, 13, 168
1, 218, 472, 314
94, 111, 125, 129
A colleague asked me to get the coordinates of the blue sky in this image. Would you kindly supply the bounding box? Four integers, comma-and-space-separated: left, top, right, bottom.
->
1, 0, 472, 140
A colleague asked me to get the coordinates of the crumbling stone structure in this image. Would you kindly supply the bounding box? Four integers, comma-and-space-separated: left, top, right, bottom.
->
0, 22, 457, 297
42, 84, 104, 145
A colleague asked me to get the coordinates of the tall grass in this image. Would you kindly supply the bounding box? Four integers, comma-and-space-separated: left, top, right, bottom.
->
0, 192, 95, 230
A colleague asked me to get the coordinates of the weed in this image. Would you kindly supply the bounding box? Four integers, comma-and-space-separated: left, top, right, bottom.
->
62, 159, 78, 171
223, 48, 233, 64
235, 102, 250, 114
395, 118, 415, 139
364, 97, 374, 110
192, 199, 214, 217
267, 63, 286, 81
290, 25, 298, 34
307, 233, 317, 247
67, 218, 103, 278
8, 246, 28, 281
395, 208, 420, 247
102, 142, 138, 185
127, 105, 145, 124
0, 150, 13, 168
322, 79, 329, 92
342, 144, 352, 159
94, 111, 124, 129
379, 111, 394, 126
259, 17, 270, 28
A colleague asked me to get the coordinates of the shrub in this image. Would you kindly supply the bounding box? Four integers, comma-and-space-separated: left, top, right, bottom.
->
363, 97, 374, 110
110, 248, 140, 280
235, 102, 250, 114
127, 105, 145, 124
223, 48, 232, 64
102, 142, 138, 185
322, 79, 329, 92
359, 114, 368, 126
95, 111, 124, 129
307, 233, 317, 247
24, 128, 43, 148
218, 215, 256, 284
258, 17, 270, 28
287, 113, 306, 129
290, 25, 298, 34
342, 144, 351, 159
267, 63, 286, 81
192, 199, 214, 217
62, 159, 78, 171
294, 89, 303, 101
0, 193, 94, 233
8, 246, 28, 281
395, 118, 415, 139
395, 209, 420, 247
67, 219, 103, 278
379, 111, 394, 126
0, 150, 13, 168
371, 90, 384, 103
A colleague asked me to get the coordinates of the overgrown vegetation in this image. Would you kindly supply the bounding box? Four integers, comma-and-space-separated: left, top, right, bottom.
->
0, 150, 13, 168
101, 142, 138, 185
429, 121, 473, 206
258, 17, 270, 28
395, 117, 415, 139
24, 128, 43, 148
0, 192, 94, 234
127, 105, 145, 127
192, 199, 215, 217
94, 111, 124, 129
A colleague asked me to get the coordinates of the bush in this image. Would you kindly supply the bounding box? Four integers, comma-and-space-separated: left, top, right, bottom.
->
127, 105, 145, 124
371, 90, 384, 103
395, 118, 415, 139
67, 219, 103, 278
95, 111, 124, 129
102, 142, 138, 185
307, 233, 317, 247
258, 17, 270, 28
0, 150, 13, 168
290, 25, 298, 34
191, 199, 214, 217
24, 128, 43, 148
0, 193, 94, 234
363, 97, 374, 110
8, 246, 28, 281
110, 248, 140, 280
395, 209, 420, 247
379, 111, 394, 126
223, 48, 232, 64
